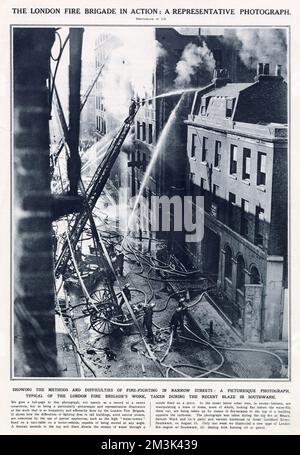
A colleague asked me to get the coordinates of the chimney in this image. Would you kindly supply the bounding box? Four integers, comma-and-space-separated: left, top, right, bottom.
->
254, 62, 280, 81
212, 68, 230, 88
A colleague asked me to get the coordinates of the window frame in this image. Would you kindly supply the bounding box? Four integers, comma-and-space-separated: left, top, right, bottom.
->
202, 136, 208, 162
229, 144, 238, 176
242, 148, 251, 181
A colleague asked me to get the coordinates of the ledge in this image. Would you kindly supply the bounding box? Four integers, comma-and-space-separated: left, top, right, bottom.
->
242, 179, 250, 186
257, 185, 266, 192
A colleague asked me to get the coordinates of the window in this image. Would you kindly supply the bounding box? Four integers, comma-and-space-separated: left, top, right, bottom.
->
224, 246, 233, 280
236, 256, 245, 291
230, 145, 238, 175
101, 118, 105, 134
142, 122, 146, 141
211, 184, 219, 218
213, 184, 219, 202
136, 121, 140, 140
250, 266, 261, 284
257, 152, 266, 186
202, 137, 208, 162
149, 124, 153, 144
255, 206, 265, 246
228, 192, 236, 228
241, 199, 249, 237
242, 148, 251, 180
226, 98, 234, 117
214, 141, 222, 168
191, 133, 197, 158
200, 97, 209, 115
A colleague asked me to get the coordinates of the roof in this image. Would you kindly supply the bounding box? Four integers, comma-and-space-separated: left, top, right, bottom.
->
203, 82, 254, 98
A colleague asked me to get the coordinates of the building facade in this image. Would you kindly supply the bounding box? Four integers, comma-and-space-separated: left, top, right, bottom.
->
185, 64, 288, 342
130, 28, 252, 252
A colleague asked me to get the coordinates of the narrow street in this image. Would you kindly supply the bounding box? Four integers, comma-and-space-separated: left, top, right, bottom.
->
62, 206, 287, 379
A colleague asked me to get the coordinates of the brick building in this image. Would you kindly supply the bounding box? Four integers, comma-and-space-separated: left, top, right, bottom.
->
94, 33, 121, 137
185, 63, 288, 342
14, 28, 58, 376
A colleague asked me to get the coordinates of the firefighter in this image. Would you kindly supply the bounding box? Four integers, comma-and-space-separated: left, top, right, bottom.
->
170, 300, 186, 338
143, 302, 155, 343
117, 283, 132, 310
126, 99, 137, 122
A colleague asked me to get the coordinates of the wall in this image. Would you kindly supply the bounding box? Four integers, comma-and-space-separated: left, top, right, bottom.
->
14, 28, 58, 377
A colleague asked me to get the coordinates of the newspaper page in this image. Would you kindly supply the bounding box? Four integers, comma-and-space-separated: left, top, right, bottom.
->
0, 0, 299, 437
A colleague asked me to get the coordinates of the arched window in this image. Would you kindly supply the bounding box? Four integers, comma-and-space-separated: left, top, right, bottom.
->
250, 266, 261, 284
236, 255, 245, 291
224, 246, 232, 280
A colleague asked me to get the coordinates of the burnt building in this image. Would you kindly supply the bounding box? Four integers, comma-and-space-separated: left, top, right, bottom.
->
185, 63, 288, 342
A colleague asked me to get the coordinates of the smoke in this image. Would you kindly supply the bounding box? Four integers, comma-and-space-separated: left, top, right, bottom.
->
100, 28, 166, 122
175, 42, 215, 88
223, 28, 287, 77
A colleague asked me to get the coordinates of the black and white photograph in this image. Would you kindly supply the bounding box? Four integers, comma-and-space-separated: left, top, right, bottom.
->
13, 26, 289, 379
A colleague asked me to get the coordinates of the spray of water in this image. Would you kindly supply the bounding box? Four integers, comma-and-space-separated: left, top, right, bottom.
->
145, 87, 197, 103
122, 96, 184, 246
81, 130, 117, 174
